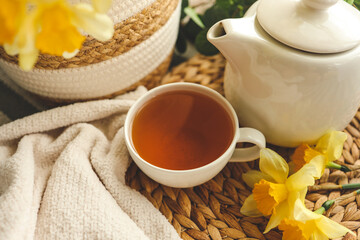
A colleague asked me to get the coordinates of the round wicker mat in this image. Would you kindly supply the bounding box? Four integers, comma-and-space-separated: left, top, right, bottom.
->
125, 54, 360, 240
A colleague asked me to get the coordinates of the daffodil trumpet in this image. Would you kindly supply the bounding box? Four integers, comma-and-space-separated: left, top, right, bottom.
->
292, 131, 347, 177
240, 148, 322, 233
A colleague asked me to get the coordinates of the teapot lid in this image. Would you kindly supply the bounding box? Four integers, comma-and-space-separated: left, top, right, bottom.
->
256, 0, 360, 53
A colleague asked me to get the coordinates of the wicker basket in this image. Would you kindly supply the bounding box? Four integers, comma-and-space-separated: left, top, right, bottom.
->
0, 0, 180, 101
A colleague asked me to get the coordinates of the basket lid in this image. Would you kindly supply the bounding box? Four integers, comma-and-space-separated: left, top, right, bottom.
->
256, 0, 360, 53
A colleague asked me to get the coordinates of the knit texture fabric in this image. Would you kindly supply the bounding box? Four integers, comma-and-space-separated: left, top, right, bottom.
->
0, 87, 181, 240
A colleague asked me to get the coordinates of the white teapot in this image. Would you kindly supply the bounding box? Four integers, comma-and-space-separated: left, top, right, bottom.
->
207, 0, 360, 147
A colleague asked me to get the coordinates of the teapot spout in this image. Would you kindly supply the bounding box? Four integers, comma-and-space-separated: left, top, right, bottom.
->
207, 18, 254, 68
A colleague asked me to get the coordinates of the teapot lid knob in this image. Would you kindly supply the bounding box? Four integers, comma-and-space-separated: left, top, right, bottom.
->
256, 0, 360, 53
302, 0, 338, 10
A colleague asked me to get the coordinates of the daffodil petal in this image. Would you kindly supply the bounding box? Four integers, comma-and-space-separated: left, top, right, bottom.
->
0, 0, 25, 45
5, 9, 39, 71
286, 190, 306, 214
309, 154, 326, 178
259, 148, 289, 184
29, 0, 54, 4
240, 194, 263, 217
293, 199, 354, 239
71, 3, 114, 42
286, 153, 327, 192
310, 229, 329, 240
315, 131, 347, 162
3, 43, 19, 56
242, 170, 274, 188
9, 10, 37, 53
19, 49, 39, 71
316, 214, 355, 238
298, 189, 307, 204
264, 201, 289, 233
92, 0, 112, 13
286, 162, 319, 191
293, 199, 321, 221
63, 49, 79, 59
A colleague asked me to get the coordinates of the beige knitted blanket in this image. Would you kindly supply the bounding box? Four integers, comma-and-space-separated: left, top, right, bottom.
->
0, 87, 181, 240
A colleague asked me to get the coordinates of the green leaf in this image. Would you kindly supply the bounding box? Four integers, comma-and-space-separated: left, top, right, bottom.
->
353, 0, 360, 9
195, 29, 219, 56
182, 19, 203, 42
179, 0, 259, 54
184, 7, 205, 29
345, 0, 354, 4
240, 0, 257, 15
202, 5, 230, 28
180, 0, 189, 19
215, 0, 234, 12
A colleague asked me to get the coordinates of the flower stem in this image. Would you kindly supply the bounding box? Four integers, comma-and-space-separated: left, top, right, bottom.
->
314, 199, 335, 214
342, 183, 360, 190
314, 189, 360, 215
308, 183, 360, 192
326, 161, 351, 172
314, 207, 325, 214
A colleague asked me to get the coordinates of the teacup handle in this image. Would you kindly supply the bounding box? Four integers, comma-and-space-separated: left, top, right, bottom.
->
229, 127, 266, 162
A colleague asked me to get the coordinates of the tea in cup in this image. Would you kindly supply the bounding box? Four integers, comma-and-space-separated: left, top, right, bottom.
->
124, 83, 266, 188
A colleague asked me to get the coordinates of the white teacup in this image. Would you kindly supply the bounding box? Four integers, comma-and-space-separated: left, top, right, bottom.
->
124, 83, 266, 188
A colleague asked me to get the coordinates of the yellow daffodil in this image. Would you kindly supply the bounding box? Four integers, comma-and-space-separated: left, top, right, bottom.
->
4, 11, 39, 71
292, 131, 347, 176
279, 199, 354, 240
3, 0, 114, 71
241, 148, 320, 233
71, 3, 114, 42
0, 0, 26, 45
92, 0, 112, 13
35, 1, 86, 56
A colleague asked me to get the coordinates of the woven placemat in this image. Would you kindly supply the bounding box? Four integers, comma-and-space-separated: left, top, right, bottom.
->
125, 54, 360, 240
